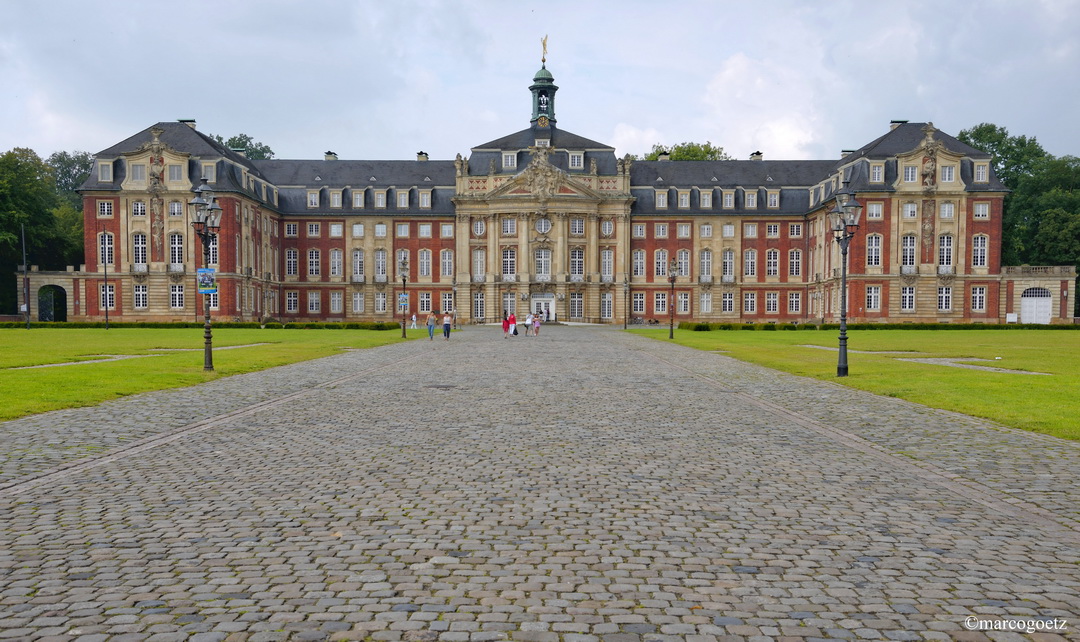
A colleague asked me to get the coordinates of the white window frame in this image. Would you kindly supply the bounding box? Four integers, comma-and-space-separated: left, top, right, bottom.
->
973, 202, 990, 219
866, 235, 882, 267
867, 203, 883, 220
654, 292, 668, 314
903, 203, 917, 219
330, 192, 342, 208
788, 291, 801, 314
170, 284, 185, 309
133, 283, 148, 310
938, 286, 952, 312
503, 153, 517, 169
569, 152, 583, 169
866, 285, 881, 311
901, 286, 915, 312
903, 165, 918, 182
971, 286, 986, 312
375, 223, 387, 238
972, 235, 988, 267
677, 223, 691, 238
655, 191, 668, 209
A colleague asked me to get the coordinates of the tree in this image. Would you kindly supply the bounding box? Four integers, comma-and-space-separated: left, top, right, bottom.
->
211, 133, 275, 160
0, 148, 63, 313
957, 123, 1048, 191
47, 150, 94, 209
636, 141, 732, 161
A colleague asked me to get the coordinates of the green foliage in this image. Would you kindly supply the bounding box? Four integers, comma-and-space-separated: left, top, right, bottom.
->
957, 123, 1049, 190
211, 133, 275, 160
0, 148, 65, 313
46, 150, 93, 209
637, 141, 733, 161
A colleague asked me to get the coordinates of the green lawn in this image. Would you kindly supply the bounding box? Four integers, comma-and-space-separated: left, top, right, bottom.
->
0, 327, 418, 421
630, 327, 1080, 441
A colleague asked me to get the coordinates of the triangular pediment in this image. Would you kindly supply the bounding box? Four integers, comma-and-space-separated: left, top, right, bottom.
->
488, 149, 603, 201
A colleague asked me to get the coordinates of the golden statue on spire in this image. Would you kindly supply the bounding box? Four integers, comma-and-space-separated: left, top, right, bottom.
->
541, 35, 548, 64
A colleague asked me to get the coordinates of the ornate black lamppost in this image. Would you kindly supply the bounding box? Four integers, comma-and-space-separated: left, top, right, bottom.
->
829, 183, 862, 377
623, 276, 629, 330
188, 178, 222, 371
399, 256, 409, 338
668, 256, 678, 339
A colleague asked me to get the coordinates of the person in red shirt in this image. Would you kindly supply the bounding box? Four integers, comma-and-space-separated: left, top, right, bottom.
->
508, 312, 517, 337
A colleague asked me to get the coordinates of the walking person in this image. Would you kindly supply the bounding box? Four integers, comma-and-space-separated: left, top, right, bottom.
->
502, 312, 510, 339
426, 311, 437, 340
410, 313, 417, 329
524, 312, 534, 336
508, 312, 517, 337
442, 311, 453, 340
533, 313, 541, 337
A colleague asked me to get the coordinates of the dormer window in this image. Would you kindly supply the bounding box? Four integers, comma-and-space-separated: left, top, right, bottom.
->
974, 163, 989, 183
766, 190, 779, 208
129, 163, 146, 182
569, 152, 583, 169
503, 153, 517, 169
677, 191, 690, 208
700, 191, 712, 208
330, 191, 342, 208
534, 139, 550, 147
940, 166, 955, 183
655, 191, 668, 209
870, 163, 884, 183
98, 162, 113, 182
307, 191, 319, 208
397, 190, 409, 208
745, 191, 758, 208
201, 163, 216, 182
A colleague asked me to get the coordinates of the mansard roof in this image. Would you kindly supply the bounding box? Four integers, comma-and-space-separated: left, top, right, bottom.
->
631, 159, 836, 189
253, 159, 455, 188
841, 121, 991, 162
472, 125, 613, 152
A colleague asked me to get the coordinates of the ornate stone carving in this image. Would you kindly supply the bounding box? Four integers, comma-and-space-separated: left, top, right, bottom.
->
938, 273, 955, 286
900, 273, 918, 286
921, 123, 942, 193
921, 200, 936, 254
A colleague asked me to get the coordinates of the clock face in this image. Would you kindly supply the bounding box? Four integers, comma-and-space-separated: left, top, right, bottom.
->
537, 116, 549, 128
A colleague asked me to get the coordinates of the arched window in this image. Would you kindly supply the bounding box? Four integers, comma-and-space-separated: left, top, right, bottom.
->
743, 249, 756, 276
99, 232, 114, 265
352, 249, 365, 276
866, 234, 882, 267
677, 249, 690, 276
169, 233, 183, 265
699, 249, 712, 276
632, 249, 645, 276
788, 249, 801, 276
766, 249, 779, 276
570, 248, 584, 276
722, 249, 735, 277
938, 235, 953, 266
655, 249, 668, 276
418, 249, 432, 277
132, 233, 146, 266
441, 249, 454, 277
972, 235, 988, 268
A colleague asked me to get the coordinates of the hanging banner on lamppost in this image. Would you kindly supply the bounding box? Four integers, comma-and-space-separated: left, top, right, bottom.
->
398, 292, 408, 310
197, 268, 217, 293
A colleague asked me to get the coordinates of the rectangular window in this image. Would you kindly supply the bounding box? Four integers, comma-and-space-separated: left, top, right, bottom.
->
170, 284, 185, 309
396, 223, 409, 237
569, 153, 583, 169
308, 291, 321, 313
765, 291, 778, 313
940, 166, 955, 183
420, 192, 431, 208
418, 292, 432, 313
132, 201, 146, 216
133, 284, 147, 310
677, 223, 691, 238
286, 291, 299, 313
441, 223, 454, 238
766, 224, 779, 238
397, 191, 409, 208
938, 286, 952, 311
419, 223, 432, 238
866, 235, 882, 267
722, 292, 734, 312
766, 250, 778, 276
442, 292, 454, 315
744, 250, 756, 276
329, 223, 343, 238
570, 292, 583, 318
903, 203, 917, 219
870, 164, 884, 183
632, 250, 645, 277
570, 218, 585, 235
169, 201, 183, 217
632, 292, 645, 313
700, 291, 712, 314
286, 249, 298, 276
376, 291, 387, 312
375, 192, 386, 208
472, 291, 485, 319
744, 223, 757, 238
330, 291, 343, 314
98, 201, 113, 217
375, 223, 387, 237
352, 292, 365, 313
700, 224, 713, 238
503, 153, 517, 169
788, 250, 802, 277
441, 250, 454, 277
472, 248, 486, 277
654, 223, 667, 238
678, 192, 690, 208
286, 223, 298, 237
722, 223, 735, 238
99, 283, 115, 310
353, 192, 364, 208
971, 286, 986, 312
701, 191, 712, 208
307, 192, 319, 208
502, 217, 517, 236
902, 235, 917, 267
940, 202, 955, 219
98, 162, 112, 182
973, 203, 990, 219
722, 192, 734, 209
600, 292, 613, 319
419, 250, 432, 277
655, 191, 668, 209
654, 292, 667, 314
132, 234, 147, 266
788, 291, 801, 314
901, 286, 915, 312
168, 164, 182, 181
330, 192, 342, 208
352, 250, 364, 277
601, 249, 614, 278
633, 224, 646, 238
745, 192, 757, 208
351, 223, 365, 238
904, 165, 918, 182
330, 249, 342, 277
307, 223, 320, 237
867, 203, 883, 220
866, 285, 881, 311
766, 191, 779, 208
308, 249, 321, 276
678, 292, 690, 314
201, 164, 216, 182
743, 291, 756, 313
939, 235, 953, 267
972, 236, 988, 267
975, 164, 989, 183
789, 223, 802, 237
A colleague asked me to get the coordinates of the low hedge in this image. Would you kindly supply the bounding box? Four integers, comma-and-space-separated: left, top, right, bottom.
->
667, 322, 1080, 332
0, 321, 401, 330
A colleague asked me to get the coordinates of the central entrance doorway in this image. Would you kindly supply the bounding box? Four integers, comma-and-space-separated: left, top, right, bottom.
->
532, 293, 555, 322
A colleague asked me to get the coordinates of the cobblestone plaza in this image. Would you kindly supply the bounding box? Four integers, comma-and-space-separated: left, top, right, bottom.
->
1, 327, 1077, 641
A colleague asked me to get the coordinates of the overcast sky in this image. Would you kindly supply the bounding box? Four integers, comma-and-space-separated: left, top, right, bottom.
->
2, 0, 1078, 164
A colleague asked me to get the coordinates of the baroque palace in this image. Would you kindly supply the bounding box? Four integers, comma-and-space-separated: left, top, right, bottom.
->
20, 63, 1075, 325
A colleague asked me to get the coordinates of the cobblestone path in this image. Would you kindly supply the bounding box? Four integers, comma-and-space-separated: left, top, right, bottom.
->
1, 326, 1077, 641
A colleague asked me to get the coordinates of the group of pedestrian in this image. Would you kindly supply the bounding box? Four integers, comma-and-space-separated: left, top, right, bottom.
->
502, 312, 541, 338
424, 311, 454, 341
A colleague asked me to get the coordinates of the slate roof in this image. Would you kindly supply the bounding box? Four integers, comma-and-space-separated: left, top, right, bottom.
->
472, 125, 614, 152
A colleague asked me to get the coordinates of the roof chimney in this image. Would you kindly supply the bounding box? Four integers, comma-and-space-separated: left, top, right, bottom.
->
750, 151, 763, 161
841, 149, 855, 158
417, 151, 429, 161
657, 149, 671, 161
178, 119, 197, 129
890, 119, 908, 130
324, 151, 338, 161
231, 147, 247, 158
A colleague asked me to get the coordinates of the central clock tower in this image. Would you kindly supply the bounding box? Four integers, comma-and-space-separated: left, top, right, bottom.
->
530, 63, 558, 129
